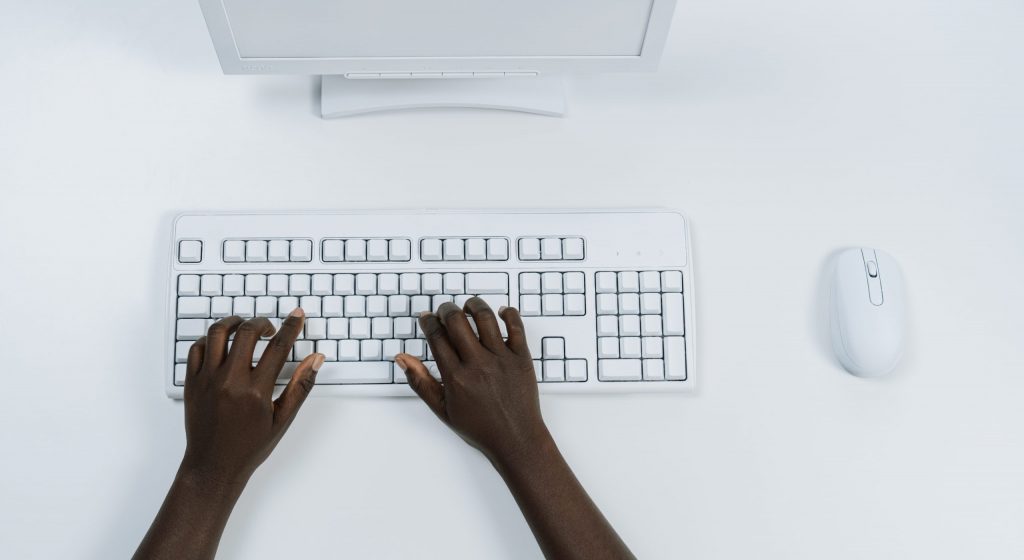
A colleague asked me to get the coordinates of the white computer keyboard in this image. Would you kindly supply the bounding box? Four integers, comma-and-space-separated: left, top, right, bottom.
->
166, 210, 695, 398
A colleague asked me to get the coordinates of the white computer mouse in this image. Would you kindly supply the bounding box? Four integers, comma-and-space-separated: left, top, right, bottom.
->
829, 248, 906, 377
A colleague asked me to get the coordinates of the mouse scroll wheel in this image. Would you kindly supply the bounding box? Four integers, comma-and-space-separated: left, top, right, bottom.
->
867, 260, 879, 278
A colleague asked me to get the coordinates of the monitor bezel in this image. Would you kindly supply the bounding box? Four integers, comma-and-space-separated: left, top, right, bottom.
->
199, 0, 677, 75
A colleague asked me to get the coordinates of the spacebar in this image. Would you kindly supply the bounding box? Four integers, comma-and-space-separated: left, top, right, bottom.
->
317, 362, 392, 384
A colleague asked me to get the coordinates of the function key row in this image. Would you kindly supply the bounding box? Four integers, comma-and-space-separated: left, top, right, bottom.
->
420, 237, 509, 262
518, 237, 585, 261
223, 239, 312, 263
322, 238, 411, 262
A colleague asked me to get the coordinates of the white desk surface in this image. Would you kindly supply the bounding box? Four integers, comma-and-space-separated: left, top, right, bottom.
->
2, 0, 1022, 558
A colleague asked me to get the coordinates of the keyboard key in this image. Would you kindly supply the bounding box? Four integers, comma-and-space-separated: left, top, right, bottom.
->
662, 293, 685, 336
640, 271, 661, 292
643, 359, 665, 380
599, 359, 642, 381
350, 318, 371, 339
541, 272, 562, 294
176, 319, 208, 340
245, 274, 266, 296
322, 239, 345, 262
432, 295, 454, 309
300, 295, 322, 317
404, 339, 426, 359
619, 315, 641, 337
519, 273, 541, 294
371, 317, 392, 339
465, 273, 507, 295
338, 340, 361, 361
292, 341, 315, 361
382, 339, 403, 361
344, 296, 366, 317
394, 317, 416, 338
420, 239, 443, 261
211, 296, 233, 318
597, 316, 618, 337
443, 273, 465, 295
200, 275, 222, 296
223, 275, 244, 296
355, 274, 377, 295
289, 274, 311, 296
466, 238, 487, 260
268, 240, 290, 262
664, 337, 686, 380
333, 274, 355, 295
640, 293, 662, 314
317, 340, 338, 361
597, 337, 619, 359
389, 239, 411, 261
541, 238, 562, 260
321, 296, 342, 317
345, 239, 367, 261
542, 338, 565, 359
544, 360, 565, 382
542, 294, 563, 316
175, 341, 192, 363
222, 240, 245, 262
366, 296, 388, 317
410, 295, 431, 316
388, 295, 410, 317
267, 274, 289, 295
641, 315, 663, 336
562, 237, 585, 260
311, 274, 333, 295
596, 294, 618, 315
620, 337, 642, 359
519, 238, 540, 260
618, 271, 639, 293
174, 364, 188, 384
361, 339, 383, 361
564, 294, 585, 316
566, 359, 588, 382
595, 272, 617, 293
255, 296, 277, 317
367, 239, 389, 261
246, 240, 268, 262
178, 275, 200, 296
487, 238, 508, 260
327, 318, 349, 339
661, 271, 683, 293
421, 273, 443, 295
305, 318, 327, 340
563, 272, 585, 294
393, 363, 408, 383
377, 273, 399, 295
233, 297, 255, 318
642, 337, 663, 358
520, 295, 541, 316
399, 273, 420, 295
618, 293, 640, 315
277, 296, 298, 317
318, 362, 391, 384
443, 239, 465, 261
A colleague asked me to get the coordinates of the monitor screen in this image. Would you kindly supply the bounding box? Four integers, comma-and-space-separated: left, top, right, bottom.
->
222, 0, 656, 59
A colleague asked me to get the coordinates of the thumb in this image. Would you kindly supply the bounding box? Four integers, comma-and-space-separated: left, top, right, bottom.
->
273, 353, 324, 428
396, 353, 445, 420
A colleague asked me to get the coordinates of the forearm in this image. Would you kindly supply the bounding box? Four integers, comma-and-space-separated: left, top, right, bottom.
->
492, 430, 635, 560
133, 464, 247, 560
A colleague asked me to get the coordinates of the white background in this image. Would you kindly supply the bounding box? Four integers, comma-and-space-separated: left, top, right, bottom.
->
1, 0, 1022, 558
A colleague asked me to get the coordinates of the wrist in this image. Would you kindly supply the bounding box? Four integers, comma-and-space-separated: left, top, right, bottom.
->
488, 425, 559, 474
177, 455, 251, 498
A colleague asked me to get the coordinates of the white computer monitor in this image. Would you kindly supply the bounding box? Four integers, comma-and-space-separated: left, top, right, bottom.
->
199, 0, 678, 117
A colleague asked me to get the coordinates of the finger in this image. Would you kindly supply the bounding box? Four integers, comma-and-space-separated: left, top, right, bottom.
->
226, 317, 275, 369
255, 308, 305, 389
418, 312, 460, 375
185, 336, 207, 385
273, 353, 324, 430
396, 354, 445, 420
499, 306, 531, 357
435, 302, 484, 358
204, 316, 244, 368
463, 297, 505, 354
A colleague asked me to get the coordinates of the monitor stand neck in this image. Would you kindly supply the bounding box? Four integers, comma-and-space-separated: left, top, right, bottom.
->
320, 75, 567, 118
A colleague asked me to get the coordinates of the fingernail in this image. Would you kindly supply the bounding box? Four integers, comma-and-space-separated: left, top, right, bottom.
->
394, 355, 409, 371
498, 306, 508, 313
289, 307, 305, 318
311, 353, 325, 372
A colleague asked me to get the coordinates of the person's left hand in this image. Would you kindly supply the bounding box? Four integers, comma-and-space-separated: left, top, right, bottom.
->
180, 309, 324, 486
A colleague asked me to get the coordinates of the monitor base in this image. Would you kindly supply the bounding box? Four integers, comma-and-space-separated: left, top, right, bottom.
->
320, 75, 567, 118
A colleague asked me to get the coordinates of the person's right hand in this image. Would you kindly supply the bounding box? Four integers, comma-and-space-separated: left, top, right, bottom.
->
395, 298, 549, 463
